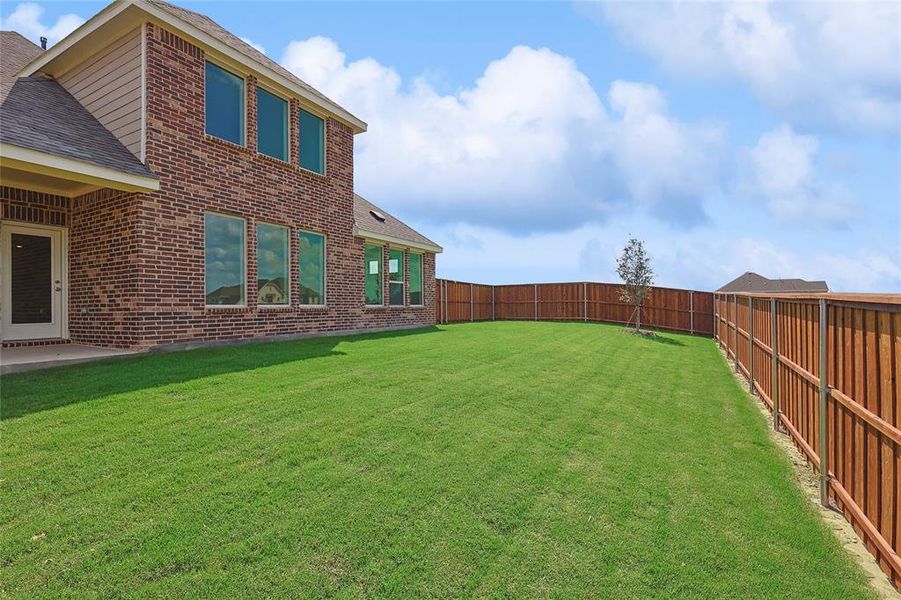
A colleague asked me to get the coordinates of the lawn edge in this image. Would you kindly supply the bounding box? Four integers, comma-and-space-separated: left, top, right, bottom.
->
717, 347, 899, 600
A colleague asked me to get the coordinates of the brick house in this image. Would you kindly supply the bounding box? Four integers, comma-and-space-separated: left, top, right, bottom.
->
0, 0, 441, 350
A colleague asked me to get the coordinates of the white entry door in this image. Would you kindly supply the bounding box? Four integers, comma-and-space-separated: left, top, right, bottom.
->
1, 223, 65, 341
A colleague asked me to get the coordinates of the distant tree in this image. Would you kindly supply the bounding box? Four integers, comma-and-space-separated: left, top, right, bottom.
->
616, 238, 654, 331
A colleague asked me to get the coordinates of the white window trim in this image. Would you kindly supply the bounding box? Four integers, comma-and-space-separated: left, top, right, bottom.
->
256, 84, 290, 163
409, 251, 424, 307
388, 247, 405, 307
256, 221, 291, 309
298, 229, 327, 308
204, 59, 247, 147
364, 243, 384, 307
204, 211, 247, 308
298, 107, 327, 176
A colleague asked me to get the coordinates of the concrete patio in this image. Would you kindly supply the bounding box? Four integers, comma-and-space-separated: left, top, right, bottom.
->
0, 344, 139, 375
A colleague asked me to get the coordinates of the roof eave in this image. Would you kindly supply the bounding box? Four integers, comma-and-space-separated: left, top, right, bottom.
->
17, 0, 368, 135
354, 226, 443, 254
0, 142, 160, 193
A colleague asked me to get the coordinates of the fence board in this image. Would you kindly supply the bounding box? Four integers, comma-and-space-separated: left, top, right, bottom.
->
716, 291, 901, 589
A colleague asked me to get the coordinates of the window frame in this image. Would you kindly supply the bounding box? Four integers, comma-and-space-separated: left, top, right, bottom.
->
204, 59, 247, 146
255, 221, 291, 308
364, 243, 383, 307
298, 229, 327, 307
255, 85, 289, 162
204, 211, 247, 308
408, 251, 424, 306
298, 106, 327, 176
388, 247, 405, 307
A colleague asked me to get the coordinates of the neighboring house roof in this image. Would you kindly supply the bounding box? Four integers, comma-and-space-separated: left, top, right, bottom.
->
353, 194, 443, 253
0, 76, 157, 180
717, 272, 829, 293
0, 31, 42, 104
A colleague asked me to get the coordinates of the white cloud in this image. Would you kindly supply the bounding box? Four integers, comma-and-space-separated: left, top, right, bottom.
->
2, 2, 84, 46
595, 1, 901, 133
281, 37, 724, 231
239, 36, 266, 55
747, 124, 853, 224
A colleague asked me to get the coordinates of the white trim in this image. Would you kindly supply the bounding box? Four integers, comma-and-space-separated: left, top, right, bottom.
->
203, 211, 247, 308
297, 229, 327, 308
255, 221, 291, 308
409, 251, 424, 307
0, 222, 68, 341
0, 143, 160, 193
204, 59, 246, 147
354, 227, 442, 254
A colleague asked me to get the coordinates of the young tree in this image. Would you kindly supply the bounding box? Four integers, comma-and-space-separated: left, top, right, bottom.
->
616, 237, 654, 332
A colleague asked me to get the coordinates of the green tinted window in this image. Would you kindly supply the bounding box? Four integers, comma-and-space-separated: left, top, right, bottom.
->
364, 244, 382, 305
205, 213, 245, 305
299, 231, 325, 305
389, 248, 404, 306
256, 223, 289, 305
409, 253, 423, 305
205, 61, 244, 144
299, 109, 324, 174
256, 88, 288, 161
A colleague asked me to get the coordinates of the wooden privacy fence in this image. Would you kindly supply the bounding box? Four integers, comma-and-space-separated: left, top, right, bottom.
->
436, 280, 714, 336
715, 292, 901, 588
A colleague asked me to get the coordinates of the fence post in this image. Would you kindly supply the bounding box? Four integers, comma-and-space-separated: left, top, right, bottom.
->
690, 291, 695, 335
771, 297, 779, 432
733, 294, 739, 373
534, 284, 538, 321
748, 296, 754, 394
583, 282, 587, 322
492, 286, 495, 321
470, 283, 474, 322
818, 298, 830, 507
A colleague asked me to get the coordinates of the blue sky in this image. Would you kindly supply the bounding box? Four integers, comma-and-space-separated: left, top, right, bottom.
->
4, 1, 899, 291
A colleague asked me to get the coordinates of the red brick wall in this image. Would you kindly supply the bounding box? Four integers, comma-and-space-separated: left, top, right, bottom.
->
128, 24, 435, 349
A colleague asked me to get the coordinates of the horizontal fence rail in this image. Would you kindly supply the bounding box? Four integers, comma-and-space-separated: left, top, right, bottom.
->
436, 280, 714, 336
715, 292, 901, 589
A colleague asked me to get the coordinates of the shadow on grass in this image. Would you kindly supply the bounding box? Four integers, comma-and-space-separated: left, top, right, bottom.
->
620, 328, 687, 347
2, 326, 443, 422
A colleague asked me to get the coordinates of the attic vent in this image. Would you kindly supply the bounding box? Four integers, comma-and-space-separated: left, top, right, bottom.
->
369, 209, 386, 222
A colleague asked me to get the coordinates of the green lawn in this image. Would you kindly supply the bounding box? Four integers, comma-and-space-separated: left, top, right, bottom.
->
1, 322, 873, 598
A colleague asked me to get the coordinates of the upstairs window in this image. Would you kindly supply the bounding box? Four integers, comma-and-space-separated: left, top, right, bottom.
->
409, 252, 423, 306
389, 248, 404, 306
299, 231, 326, 305
299, 109, 325, 174
205, 61, 245, 145
364, 244, 382, 305
257, 87, 288, 161
205, 213, 245, 306
256, 223, 289, 306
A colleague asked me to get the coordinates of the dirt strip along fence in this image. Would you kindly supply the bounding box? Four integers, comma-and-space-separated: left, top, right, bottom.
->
715, 292, 901, 589
436, 280, 714, 336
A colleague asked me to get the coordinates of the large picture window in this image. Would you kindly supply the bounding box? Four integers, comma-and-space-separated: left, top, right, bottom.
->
299, 231, 325, 305
205, 213, 245, 306
389, 248, 404, 306
364, 244, 382, 305
299, 109, 324, 174
409, 252, 423, 306
205, 61, 244, 145
256, 87, 288, 161
256, 223, 289, 305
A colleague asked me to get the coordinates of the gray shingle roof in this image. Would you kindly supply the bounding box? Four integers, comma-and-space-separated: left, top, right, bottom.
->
354, 194, 442, 252
0, 31, 43, 104
0, 76, 157, 179
717, 272, 829, 293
